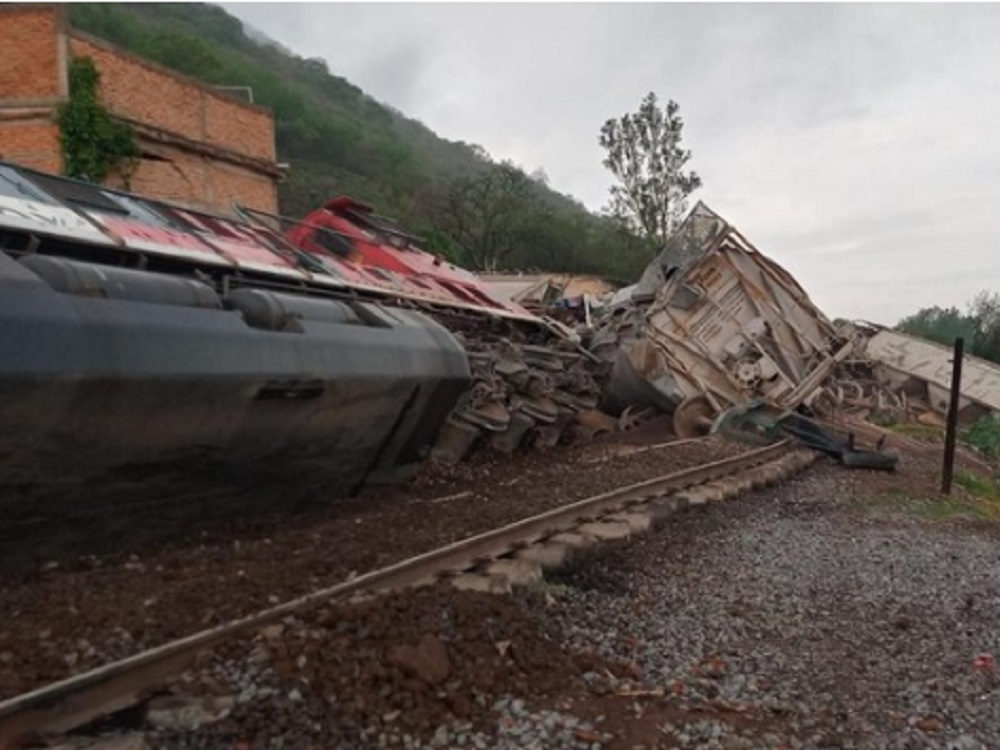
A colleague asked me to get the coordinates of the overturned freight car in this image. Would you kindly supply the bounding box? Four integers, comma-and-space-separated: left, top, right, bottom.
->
0, 175, 464, 521
860, 326, 1000, 424
0, 161, 602, 529
598, 203, 858, 436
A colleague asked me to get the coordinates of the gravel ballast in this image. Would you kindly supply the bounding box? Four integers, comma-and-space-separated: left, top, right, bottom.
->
539, 459, 1000, 749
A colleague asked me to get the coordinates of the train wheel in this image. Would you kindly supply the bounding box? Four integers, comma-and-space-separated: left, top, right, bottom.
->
673, 395, 716, 438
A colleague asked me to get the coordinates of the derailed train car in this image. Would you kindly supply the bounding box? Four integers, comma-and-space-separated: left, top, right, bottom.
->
860, 327, 1000, 424
284, 196, 605, 463
596, 202, 1000, 439
0, 162, 600, 519
598, 203, 859, 436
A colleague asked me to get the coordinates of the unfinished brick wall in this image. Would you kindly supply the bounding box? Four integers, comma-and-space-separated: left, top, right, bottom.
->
105, 147, 206, 208
0, 120, 61, 174
107, 146, 276, 213
205, 161, 278, 214
69, 35, 275, 164
0, 5, 279, 215
0, 6, 65, 174
0, 5, 65, 103
203, 93, 275, 162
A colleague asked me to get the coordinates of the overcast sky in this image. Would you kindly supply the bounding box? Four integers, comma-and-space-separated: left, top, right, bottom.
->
223, 2, 1000, 326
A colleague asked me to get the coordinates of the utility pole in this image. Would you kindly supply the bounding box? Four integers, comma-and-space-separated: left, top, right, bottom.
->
941, 337, 964, 495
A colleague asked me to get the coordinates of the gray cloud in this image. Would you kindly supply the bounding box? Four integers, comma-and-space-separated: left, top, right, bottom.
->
222, 2, 1000, 326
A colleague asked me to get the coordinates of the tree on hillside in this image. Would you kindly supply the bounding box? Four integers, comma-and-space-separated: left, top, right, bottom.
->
897, 305, 976, 347
599, 92, 701, 244
432, 162, 542, 271
969, 291, 1000, 363
897, 291, 1000, 364
138, 33, 221, 78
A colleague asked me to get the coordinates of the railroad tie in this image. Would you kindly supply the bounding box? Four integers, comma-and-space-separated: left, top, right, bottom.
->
515, 542, 572, 570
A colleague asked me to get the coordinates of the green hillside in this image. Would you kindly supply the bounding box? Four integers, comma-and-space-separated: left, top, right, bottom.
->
68, 3, 655, 279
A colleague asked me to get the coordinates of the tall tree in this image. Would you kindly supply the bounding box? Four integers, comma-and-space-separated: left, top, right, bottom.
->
432, 162, 539, 272
599, 92, 702, 244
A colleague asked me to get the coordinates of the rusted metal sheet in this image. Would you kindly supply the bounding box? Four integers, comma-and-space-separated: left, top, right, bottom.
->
604, 203, 856, 436
864, 328, 1000, 422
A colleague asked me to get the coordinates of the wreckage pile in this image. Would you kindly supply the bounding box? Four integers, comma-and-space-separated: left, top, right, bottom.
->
565, 202, 1000, 448
430, 324, 607, 464
425, 198, 1000, 467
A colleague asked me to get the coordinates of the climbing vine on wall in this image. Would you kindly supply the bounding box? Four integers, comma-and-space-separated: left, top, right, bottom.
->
57, 57, 139, 184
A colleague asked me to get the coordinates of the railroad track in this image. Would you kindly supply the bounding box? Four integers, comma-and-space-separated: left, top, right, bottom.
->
0, 440, 814, 748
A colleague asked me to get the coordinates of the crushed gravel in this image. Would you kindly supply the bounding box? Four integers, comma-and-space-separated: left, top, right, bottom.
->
538, 458, 1000, 749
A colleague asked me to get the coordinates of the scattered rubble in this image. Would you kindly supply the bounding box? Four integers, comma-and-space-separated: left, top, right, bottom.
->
145, 695, 235, 732
386, 634, 451, 687
432, 329, 606, 464
16, 427, 1000, 750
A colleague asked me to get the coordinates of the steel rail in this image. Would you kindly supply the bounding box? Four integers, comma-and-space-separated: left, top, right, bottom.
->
0, 440, 790, 746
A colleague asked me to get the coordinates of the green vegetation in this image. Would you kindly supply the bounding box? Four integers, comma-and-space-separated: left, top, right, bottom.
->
599, 92, 701, 242
870, 413, 995, 459
954, 469, 1000, 501
897, 292, 1000, 364
866, 411, 898, 428
962, 414, 1000, 461
856, 482, 1000, 522
889, 422, 945, 442
69, 3, 654, 279
57, 57, 138, 184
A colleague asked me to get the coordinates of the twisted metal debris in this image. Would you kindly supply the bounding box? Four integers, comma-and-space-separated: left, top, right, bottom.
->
589, 202, 1000, 440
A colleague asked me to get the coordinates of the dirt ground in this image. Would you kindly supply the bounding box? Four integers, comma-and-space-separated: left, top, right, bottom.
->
0, 422, 745, 700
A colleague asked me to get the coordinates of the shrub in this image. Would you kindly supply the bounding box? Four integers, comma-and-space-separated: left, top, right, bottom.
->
961, 414, 1000, 460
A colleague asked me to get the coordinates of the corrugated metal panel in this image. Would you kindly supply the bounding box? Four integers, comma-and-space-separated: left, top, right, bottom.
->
865, 329, 1000, 414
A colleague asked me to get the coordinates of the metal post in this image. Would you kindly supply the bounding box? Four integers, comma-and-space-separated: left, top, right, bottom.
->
941, 337, 964, 495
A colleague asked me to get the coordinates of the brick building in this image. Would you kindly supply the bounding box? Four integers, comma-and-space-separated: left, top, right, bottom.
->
0, 4, 282, 215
